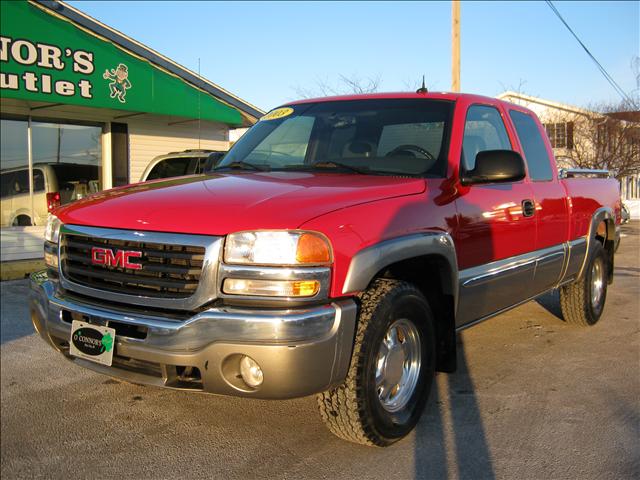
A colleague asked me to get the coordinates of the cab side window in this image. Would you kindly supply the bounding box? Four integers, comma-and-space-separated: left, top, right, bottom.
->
1, 170, 45, 195
0, 172, 15, 198
509, 110, 554, 181
13, 170, 30, 195
462, 105, 512, 171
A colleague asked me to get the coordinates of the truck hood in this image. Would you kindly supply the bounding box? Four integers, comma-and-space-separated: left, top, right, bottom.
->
56, 172, 426, 235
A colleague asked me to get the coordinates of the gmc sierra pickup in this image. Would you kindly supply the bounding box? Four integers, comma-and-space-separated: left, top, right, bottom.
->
30, 92, 621, 446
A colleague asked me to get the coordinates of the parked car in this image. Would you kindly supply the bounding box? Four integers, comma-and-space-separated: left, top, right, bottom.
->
614, 202, 631, 252
621, 202, 630, 224
141, 149, 226, 182
32, 92, 621, 447
1, 163, 99, 227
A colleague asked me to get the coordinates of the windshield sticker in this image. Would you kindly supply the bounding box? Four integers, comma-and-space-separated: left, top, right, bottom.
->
261, 107, 294, 121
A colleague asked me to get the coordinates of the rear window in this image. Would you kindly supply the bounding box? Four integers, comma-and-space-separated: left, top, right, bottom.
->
146, 157, 195, 180
378, 122, 446, 157
509, 110, 554, 181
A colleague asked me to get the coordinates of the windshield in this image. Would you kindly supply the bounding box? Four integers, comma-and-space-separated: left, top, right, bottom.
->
216, 99, 453, 177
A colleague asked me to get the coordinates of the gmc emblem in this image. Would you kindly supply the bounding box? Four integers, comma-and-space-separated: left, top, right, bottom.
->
91, 247, 143, 270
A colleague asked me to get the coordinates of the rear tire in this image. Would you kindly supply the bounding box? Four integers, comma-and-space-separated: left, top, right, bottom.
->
317, 279, 436, 446
559, 242, 608, 326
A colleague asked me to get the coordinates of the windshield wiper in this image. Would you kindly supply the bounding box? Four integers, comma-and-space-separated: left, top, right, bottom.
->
214, 161, 270, 172
310, 161, 369, 175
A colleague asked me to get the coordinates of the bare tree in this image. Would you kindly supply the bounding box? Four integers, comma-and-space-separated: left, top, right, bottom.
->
551, 101, 640, 179
338, 74, 381, 94
630, 54, 640, 102
293, 74, 381, 99
498, 78, 532, 98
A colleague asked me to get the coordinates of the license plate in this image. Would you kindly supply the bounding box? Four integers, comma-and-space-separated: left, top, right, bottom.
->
69, 320, 116, 366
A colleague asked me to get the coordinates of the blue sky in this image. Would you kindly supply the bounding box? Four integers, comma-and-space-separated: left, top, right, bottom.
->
70, 1, 639, 111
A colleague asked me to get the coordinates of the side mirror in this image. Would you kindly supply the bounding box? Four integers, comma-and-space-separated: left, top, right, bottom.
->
460, 150, 526, 185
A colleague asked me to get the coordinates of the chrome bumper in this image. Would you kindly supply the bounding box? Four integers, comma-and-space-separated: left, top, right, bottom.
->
30, 272, 357, 399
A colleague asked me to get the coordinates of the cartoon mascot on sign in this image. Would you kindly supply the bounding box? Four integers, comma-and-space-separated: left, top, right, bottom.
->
103, 63, 131, 103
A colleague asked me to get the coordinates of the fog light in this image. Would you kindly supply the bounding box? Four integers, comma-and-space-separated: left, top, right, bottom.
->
222, 278, 320, 297
239, 355, 264, 388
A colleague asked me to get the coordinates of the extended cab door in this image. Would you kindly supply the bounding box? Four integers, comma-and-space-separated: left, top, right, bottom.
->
508, 108, 570, 294
454, 102, 536, 327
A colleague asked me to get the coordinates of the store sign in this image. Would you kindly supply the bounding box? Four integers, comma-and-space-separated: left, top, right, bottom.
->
0, 36, 97, 99
0, 1, 241, 125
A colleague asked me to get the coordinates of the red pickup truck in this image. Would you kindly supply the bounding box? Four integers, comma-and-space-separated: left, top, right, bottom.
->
31, 92, 621, 446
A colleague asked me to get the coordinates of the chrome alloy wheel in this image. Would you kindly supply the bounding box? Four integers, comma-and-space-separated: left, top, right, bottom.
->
375, 318, 422, 413
590, 256, 605, 309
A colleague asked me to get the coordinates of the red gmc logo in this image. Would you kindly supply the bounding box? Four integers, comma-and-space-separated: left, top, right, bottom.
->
91, 247, 143, 270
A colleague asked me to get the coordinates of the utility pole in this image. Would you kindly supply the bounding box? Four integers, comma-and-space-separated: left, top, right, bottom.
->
451, 0, 460, 92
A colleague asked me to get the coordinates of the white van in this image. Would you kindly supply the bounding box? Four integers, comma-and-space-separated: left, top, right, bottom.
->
1, 163, 99, 227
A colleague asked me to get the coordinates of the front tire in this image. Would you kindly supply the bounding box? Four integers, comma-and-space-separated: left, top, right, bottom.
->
559, 241, 608, 326
317, 279, 436, 446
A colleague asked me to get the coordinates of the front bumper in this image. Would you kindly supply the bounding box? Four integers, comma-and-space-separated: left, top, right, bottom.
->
30, 272, 357, 399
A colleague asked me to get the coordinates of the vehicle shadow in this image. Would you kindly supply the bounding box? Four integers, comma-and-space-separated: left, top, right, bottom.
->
413, 337, 495, 480
534, 290, 564, 321
535, 255, 639, 322
612, 266, 640, 277
372, 181, 497, 477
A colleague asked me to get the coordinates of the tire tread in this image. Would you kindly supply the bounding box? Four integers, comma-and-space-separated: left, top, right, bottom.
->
317, 278, 422, 446
559, 242, 607, 327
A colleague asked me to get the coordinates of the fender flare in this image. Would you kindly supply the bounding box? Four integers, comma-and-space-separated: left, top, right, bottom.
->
341, 231, 459, 314
576, 206, 615, 281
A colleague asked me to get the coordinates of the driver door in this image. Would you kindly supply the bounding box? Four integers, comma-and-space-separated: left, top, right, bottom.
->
454, 103, 536, 327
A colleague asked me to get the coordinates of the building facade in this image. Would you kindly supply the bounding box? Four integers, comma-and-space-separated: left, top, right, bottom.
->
1, 0, 263, 261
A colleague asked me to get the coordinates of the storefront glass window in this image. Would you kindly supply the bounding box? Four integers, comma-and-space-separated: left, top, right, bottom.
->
0, 118, 102, 228
32, 122, 102, 166
1, 119, 30, 227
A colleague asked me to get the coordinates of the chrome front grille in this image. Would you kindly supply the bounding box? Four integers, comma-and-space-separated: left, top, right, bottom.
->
62, 234, 205, 298
58, 225, 222, 311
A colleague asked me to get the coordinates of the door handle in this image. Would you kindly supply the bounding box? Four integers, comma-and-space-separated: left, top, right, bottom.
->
522, 199, 535, 217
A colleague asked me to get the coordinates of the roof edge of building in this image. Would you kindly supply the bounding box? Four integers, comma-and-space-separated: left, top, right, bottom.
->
34, 0, 264, 121
497, 91, 594, 117
498, 91, 640, 125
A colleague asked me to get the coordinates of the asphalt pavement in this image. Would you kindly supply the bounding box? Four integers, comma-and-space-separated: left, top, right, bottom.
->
1, 223, 639, 479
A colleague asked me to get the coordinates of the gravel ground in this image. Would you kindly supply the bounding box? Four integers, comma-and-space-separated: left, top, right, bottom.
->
1, 222, 639, 480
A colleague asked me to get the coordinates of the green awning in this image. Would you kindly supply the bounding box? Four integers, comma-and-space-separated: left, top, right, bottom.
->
0, 1, 243, 125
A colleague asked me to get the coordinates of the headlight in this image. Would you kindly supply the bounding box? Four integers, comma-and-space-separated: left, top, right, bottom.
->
224, 231, 331, 265
44, 215, 62, 244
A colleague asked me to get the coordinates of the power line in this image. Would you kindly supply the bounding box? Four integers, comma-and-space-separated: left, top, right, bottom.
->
545, 0, 637, 108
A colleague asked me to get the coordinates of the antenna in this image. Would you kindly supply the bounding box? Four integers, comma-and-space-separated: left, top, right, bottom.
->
416, 75, 428, 94
197, 57, 201, 149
